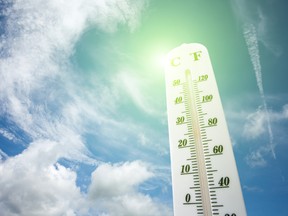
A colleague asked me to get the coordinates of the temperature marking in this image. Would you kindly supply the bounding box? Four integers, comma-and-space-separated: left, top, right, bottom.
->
165, 43, 246, 216
184, 69, 212, 215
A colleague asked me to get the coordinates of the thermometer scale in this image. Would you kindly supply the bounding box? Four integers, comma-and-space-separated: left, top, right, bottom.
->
165, 43, 246, 216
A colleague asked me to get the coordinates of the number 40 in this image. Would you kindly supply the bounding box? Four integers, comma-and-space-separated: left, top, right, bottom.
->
218, 177, 230, 187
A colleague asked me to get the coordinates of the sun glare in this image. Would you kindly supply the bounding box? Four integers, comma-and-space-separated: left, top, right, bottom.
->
154, 52, 167, 69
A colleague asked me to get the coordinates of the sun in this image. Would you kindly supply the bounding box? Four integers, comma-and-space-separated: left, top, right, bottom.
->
153, 52, 167, 68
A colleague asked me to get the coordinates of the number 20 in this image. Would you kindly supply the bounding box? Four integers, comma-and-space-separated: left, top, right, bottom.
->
178, 139, 187, 147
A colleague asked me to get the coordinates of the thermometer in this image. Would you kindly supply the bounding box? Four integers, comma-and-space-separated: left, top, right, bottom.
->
165, 43, 246, 216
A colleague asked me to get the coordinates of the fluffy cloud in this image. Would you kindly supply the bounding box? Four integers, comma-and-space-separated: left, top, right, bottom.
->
88, 161, 153, 198
0, 143, 171, 215
0, 140, 84, 216
88, 161, 172, 216
0, 146, 171, 216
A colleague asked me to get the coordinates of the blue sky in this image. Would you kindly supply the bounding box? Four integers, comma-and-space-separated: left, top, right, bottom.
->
0, 0, 287, 215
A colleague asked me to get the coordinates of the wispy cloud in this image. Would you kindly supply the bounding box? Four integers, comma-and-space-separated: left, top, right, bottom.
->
0, 0, 148, 139
231, 0, 282, 56
226, 95, 288, 167
0, 128, 18, 142
243, 23, 276, 159
243, 185, 263, 193
114, 71, 164, 116
243, 103, 288, 139
245, 145, 270, 168
243, 24, 264, 96
243, 105, 267, 139
0, 149, 9, 161
0, 0, 174, 215
231, 0, 277, 160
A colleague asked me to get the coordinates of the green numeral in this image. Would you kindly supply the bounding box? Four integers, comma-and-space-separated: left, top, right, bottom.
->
208, 117, 217, 126
198, 74, 208, 82
173, 79, 180, 86
176, 116, 185, 125
202, 94, 213, 103
175, 96, 183, 104
213, 145, 223, 154
178, 139, 187, 147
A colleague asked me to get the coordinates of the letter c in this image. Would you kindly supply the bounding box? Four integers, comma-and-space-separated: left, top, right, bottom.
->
171, 57, 180, 66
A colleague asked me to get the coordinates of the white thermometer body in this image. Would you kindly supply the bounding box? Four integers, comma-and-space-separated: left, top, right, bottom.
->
165, 43, 246, 216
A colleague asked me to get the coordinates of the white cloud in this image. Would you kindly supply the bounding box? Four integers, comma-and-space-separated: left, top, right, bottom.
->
0, 0, 153, 162
89, 161, 153, 198
0, 140, 85, 216
270, 104, 288, 121
86, 0, 147, 32
243, 106, 267, 139
0, 0, 155, 163
0, 143, 172, 215
0, 0, 173, 215
242, 21, 275, 158
243, 103, 288, 139
231, 0, 282, 56
88, 161, 172, 216
243, 24, 264, 96
138, 133, 149, 146
94, 193, 171, 216
0, 0, 148, 139
242, 24, 270, 114
0, 149, 9, 161
226, 97, 288, 168
282, 104, 288, 118
243, 185, 263, 193
245, 145, 271, 168
114, 71, 162, 116
0, 128, 17, 142
242, 103, 288, 167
